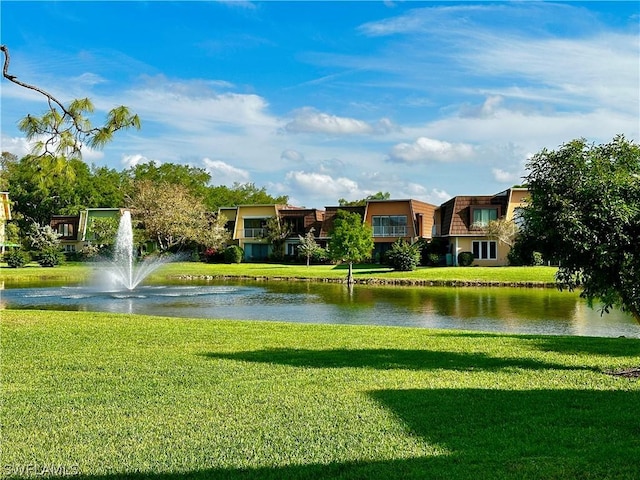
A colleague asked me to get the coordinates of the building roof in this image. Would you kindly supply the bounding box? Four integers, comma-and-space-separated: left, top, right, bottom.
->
439, 190, 511, 237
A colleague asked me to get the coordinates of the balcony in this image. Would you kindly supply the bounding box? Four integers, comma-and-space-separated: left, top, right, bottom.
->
244, 228, 266, 238
373, 226, 407, 237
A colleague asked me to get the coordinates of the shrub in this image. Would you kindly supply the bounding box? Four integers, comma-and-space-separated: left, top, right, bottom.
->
37, 247, 65, 267
532, 251, 544, 266
64, 250, 83, 262
421, 237, 448, 265
310, 248, 330, 265
386, 239, 421, 271
203, 247, 225, 263
81, 244, 101, 261
457, 251, 474, 267
223, 245, 244, 264
5, 249, 29, 268
427, 252, 443, 267
508, 232, 548, 267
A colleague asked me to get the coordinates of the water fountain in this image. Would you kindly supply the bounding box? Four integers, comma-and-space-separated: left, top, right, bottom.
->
102, 210, 168, 291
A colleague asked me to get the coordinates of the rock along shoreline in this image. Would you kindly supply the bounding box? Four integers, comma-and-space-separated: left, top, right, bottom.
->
175, 274, 556, 288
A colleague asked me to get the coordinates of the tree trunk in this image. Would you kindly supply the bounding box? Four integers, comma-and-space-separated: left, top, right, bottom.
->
346, 261, 354, 285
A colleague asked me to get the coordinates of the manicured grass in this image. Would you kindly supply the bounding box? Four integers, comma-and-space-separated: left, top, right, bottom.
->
0, 261, 558, 286
2, 310, 639, 479
155, 262, 559, 284
0, 262, 94, 284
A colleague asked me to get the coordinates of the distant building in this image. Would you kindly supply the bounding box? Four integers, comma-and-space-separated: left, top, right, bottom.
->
0, 192, 12, 254
50, 208, 127, 253
434, 187, 528, 266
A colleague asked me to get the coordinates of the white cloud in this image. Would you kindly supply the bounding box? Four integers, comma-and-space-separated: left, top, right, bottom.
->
492, 168, 522, 184
72, 72, 107, 87
285, 171, 359, 197
464, 33, 639, 114
285, 108, 376, 136
426, 107, 636, 149
459, 95, 504, 118
0, 135, 31, 158
356, 4, 638, 120
387, 137, 475, 163
80, 146, 105, 163
390, 182, 451, 205
428, 188, 452, 204
280, 149, 305, 163
120, 76, 278, 134
121, 154, 152, 168
203, 158, 250, 185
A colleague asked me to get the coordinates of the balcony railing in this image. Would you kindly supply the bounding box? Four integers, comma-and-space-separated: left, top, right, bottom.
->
244, 228, 266, 238
373, 226, 407, 237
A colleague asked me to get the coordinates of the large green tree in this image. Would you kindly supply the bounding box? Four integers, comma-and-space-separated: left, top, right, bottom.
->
4, 155, 126, 229
523, 135, 640, 321
129, 180, 229, 252
206, 183, 288, 210
338, 191, 391, 207
328, 210, 373, 284
127, 161, 210, 200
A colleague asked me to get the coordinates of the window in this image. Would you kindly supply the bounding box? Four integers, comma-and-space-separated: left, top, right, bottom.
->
57, 223, 74, 237
372, 216, 407, 237
243, 218, 267, 238
513, 207, 525, 228
287, 243, 298, 257
284, 217, 304, 235
472, 240, 497, 260
471, 208, 498, 227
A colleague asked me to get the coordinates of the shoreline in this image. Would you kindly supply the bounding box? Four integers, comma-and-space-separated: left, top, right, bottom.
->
175, 274, 557, 288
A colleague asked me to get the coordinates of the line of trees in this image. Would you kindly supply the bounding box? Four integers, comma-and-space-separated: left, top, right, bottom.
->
1, 152, 288, 257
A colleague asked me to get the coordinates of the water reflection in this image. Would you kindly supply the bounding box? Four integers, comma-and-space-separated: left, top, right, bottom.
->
1, 279, 637, 338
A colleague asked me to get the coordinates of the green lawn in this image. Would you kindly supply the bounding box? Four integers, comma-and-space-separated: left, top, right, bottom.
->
0, 261, 558, 286
2, 310, 639, 479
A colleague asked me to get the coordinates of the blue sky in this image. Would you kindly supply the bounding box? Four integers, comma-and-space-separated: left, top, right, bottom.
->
2, 1, 638, 208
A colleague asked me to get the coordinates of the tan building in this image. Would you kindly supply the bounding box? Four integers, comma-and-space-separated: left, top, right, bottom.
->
434, 187, 528, 266
0, 192, 12, 254
50, 208, 127, 253
216, 188, 530, 265
219, 205, 281, 261
363, 199, 438, 260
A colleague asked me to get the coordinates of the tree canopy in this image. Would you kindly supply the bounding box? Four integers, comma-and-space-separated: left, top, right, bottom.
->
298, 228, 321, 266
338, 191, 391, 207
206, 182, 288, 211
328, 210, 373, 283
262, 216, 292, 261
127, 161, 211, 200
128, 180, 229, 253
523, 135, 640, 321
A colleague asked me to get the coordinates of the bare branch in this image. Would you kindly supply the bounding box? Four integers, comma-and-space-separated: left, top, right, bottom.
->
1, 44, 67, 113
2, 44, 141, 161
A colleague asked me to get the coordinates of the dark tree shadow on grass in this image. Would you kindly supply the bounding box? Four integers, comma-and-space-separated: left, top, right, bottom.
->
201, 348, 587, 372
436, 332, 640, 358
531, 335, 640, 357
28, 390, 640, 480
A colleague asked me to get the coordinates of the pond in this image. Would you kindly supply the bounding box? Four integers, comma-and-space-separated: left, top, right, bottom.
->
1, 279, 638, 338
